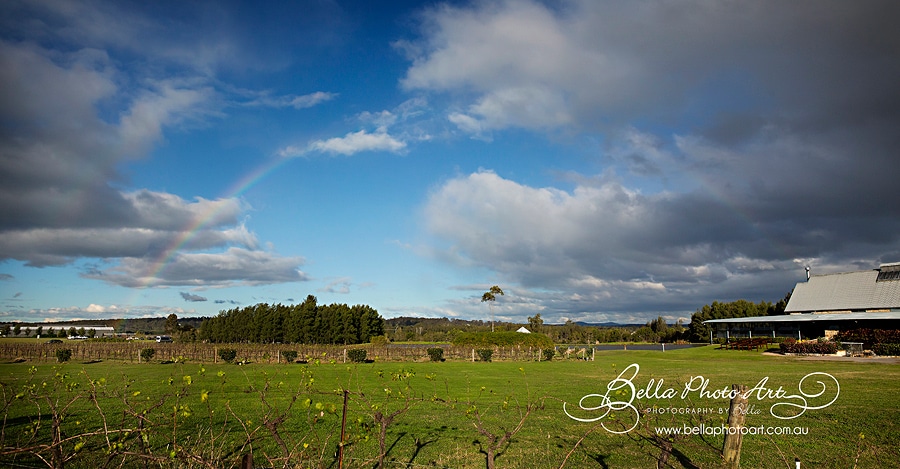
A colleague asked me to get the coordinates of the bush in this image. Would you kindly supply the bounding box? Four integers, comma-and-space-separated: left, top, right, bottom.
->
780, 340, 838, 355
282, 350, 298, 363
476, 349, 493, 362
836, 328, 900, 349
542, 348, 555, 361
873, 343, 900, 356
140, 348, 156, 362
55, 348, 72, 363
453, 331, 554, 348
427, 347, 444, 362
370, 335, 390, 346
347, 349, 367, 363
218, 348, 237, 363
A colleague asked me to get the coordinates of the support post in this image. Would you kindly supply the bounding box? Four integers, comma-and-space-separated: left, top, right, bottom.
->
722, 384, 748, 468
338, 389, 349, 469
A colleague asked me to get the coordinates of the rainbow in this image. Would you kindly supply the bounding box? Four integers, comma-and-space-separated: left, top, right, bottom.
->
137, 155, 292, 288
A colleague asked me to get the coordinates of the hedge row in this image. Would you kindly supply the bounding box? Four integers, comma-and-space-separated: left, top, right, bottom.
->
873, 343, 900, 356
780, 339, 838, 355
451, 331, 553, 348
835, 328, 900, 348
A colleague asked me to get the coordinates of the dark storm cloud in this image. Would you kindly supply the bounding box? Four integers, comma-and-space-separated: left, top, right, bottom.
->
180, 292, 208, 302
0, 1, 311, 287
416, 0, 900, 320
214, 299, 242, 305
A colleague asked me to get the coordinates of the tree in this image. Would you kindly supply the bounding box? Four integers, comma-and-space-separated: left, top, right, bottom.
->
481, 285, 504, 332
527, 313, 544, 334
773, 290, 792, 315
165, 313, 179, 335
688, 299, 775, 342
199, 297, 382, 345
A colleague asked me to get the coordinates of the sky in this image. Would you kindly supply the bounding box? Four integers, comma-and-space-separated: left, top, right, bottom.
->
2, 0, 899, 326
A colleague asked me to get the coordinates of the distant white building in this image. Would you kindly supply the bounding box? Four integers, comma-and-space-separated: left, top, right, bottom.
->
516, 326, 531, 334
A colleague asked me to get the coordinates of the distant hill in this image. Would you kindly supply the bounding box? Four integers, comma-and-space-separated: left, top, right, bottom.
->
574, 321, 645, 328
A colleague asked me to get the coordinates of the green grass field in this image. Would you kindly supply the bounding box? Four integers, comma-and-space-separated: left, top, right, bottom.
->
1, 346, 898, 468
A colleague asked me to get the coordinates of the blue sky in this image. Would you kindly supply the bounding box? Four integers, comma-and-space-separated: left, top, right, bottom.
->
2, 0, 899, 325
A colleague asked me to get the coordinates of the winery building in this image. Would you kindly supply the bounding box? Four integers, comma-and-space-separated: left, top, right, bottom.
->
704, 262, 900, 340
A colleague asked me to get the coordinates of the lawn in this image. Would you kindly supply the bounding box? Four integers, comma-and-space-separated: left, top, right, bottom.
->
1, 346, 898, 468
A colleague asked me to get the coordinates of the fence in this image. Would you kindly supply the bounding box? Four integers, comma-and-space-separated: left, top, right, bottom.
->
0, 342, 563, 364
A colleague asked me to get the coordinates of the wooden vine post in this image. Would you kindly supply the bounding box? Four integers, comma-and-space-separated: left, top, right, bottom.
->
723, 384, 748, 468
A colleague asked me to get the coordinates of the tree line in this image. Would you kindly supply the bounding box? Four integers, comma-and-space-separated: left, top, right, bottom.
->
686, 294, 790, 342
198, 295, 384, 345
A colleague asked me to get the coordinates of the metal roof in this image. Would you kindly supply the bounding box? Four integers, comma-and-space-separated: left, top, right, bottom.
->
785, 267, 900, 313
704, 311, 900, 324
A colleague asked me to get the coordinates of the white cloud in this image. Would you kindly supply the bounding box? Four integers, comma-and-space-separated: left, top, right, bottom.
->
0, 192, 257, 267
449, 85, 572, 133
447, 112, 486, 135
422, 170, 813, 317
0, 33, 309, 289
84, 247, 307, 288
305, 129, 407, 156
2, 304, 191, 322
243, 91, 337, 109
403, 0, 900, 136
319, 277, 353, 295
118, 83, 213, 156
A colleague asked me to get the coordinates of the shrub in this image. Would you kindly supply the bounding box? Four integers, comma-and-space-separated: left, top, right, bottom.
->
140, 348, 156, 362
218, 348, 237, 364
780, 340, 838, 355
542, 348, 555, 361
836, 328, 900, 349
427, 347, 444, 362
476, 349, 493, 362
873, 343, 900, 356
453, 331, 554, 348
370, 335, 390, 346
347, 349, 367, 363
55, 348, 72, 363
282, 350, 298, 363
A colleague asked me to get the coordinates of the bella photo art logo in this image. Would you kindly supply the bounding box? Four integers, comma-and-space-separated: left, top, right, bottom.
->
564, 363, 840, 434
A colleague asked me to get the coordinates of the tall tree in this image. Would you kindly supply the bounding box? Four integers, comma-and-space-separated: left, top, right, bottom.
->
527, 313, 544, 334
481, 285, 505, 332
165, 313, 179, 335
